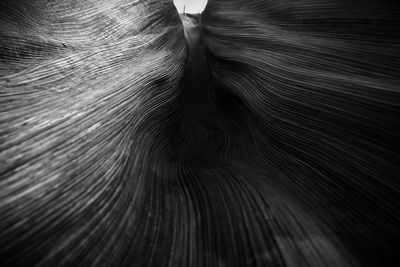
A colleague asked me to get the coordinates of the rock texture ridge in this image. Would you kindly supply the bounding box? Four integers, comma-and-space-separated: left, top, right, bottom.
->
1, 0, 399, 266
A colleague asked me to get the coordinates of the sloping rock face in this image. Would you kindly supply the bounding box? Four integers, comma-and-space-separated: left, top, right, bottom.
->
1, 0, 399, 266
1, 0, 188, 266
201, 1, 400, 266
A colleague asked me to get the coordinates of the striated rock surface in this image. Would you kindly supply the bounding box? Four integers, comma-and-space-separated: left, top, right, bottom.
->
1, 0, 399, 266
201, 1, 400, 266
1, 0, 187, 265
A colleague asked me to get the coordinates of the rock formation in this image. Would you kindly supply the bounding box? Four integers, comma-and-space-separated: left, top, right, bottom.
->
1, 0, 399, 266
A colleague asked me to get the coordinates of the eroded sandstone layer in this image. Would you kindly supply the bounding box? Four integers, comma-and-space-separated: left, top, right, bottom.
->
1, 0, 399, 266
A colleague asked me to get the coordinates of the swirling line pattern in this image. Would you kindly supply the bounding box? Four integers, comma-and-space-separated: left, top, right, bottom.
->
201, 1, 400, 266
1, 0, 399, 266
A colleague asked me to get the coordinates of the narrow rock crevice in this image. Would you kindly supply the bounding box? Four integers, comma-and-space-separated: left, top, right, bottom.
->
1, 0, 399, 266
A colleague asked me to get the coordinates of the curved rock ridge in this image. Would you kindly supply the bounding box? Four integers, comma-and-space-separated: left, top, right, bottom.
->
1, 0, 399, 266
201, 1, 400, 266
1, 0, 187, 266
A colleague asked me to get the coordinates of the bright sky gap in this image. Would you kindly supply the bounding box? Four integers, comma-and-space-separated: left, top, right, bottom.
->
173, 0, 208, 14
